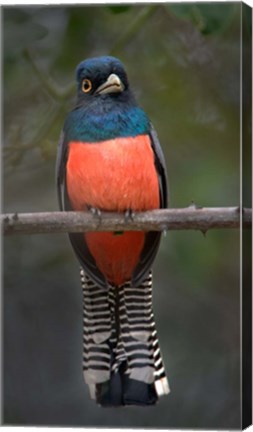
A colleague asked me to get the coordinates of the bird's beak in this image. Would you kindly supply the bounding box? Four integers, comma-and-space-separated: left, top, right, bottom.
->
95, 73, 124, 95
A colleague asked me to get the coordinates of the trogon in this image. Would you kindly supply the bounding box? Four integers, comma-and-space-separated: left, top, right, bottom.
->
56, 56, 169, 406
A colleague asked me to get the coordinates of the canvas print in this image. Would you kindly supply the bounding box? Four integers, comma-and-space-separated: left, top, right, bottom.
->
2, 2, 252, 429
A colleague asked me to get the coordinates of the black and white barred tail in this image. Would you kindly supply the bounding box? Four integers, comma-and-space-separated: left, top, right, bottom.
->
80, 268, 169, 406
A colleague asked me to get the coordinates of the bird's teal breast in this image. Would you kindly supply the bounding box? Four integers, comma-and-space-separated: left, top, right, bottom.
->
64, 106, 150, 142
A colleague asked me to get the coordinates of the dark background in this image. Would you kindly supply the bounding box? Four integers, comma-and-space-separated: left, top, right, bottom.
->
3, 3, 248, 428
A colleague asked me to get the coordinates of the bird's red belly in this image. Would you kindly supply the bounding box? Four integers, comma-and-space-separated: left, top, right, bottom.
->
66, 135, 159, 286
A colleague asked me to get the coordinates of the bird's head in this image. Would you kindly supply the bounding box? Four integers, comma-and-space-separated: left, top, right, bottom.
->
75, 56, 130, 103
65, 56, 149, 141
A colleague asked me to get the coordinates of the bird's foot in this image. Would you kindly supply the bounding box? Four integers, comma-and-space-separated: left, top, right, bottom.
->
87, 205, 102, 223
188, 201, 202, 210
124, 208, 135, 222
113, 209, 135, 236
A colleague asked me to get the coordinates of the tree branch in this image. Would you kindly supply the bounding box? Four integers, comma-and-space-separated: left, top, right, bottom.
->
1, 207, 251, 236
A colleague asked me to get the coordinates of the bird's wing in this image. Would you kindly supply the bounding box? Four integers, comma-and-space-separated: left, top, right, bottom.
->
56, 130, 108, 288
68, 232, 107, 288
56, 130, 68, 211
149, 124, 169, 209
132, 125, 168, 286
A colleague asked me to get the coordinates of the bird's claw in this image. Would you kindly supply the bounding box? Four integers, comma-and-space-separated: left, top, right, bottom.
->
188, 201, 202, 210
87, 205, 102, 222
124, 208, 135, 222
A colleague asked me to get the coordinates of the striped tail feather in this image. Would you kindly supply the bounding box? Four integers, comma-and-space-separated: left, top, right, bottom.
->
80, 268, 170, 406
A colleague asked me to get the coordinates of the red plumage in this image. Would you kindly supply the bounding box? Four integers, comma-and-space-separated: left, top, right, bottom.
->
66, 135, 160, 286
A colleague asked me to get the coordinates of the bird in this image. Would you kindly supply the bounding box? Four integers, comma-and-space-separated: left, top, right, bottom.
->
56, 55, 169, 406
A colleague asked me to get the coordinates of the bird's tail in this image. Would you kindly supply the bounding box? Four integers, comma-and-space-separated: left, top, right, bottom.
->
80, 268, 170, 406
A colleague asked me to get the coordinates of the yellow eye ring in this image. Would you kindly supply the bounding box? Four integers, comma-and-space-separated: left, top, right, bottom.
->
82, 78, 92, 93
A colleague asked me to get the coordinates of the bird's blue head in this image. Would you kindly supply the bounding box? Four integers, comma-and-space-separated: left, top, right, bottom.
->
65, 56, 150, 142
75, 56, 129, 100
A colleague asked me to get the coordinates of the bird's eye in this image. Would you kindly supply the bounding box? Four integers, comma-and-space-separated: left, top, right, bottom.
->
82, 78, 92, 93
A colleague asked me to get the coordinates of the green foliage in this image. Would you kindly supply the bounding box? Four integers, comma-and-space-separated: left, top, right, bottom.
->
107, 5, 132, 14
168, 3, 236, 34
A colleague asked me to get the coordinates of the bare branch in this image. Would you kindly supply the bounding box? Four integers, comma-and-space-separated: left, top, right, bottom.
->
1, 207, 251, 236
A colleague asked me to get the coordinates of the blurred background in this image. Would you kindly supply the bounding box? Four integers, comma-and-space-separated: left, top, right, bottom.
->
3, 2, 248, 428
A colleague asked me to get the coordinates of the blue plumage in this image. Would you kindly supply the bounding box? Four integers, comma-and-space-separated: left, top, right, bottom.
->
76, 56, 126, 83
63, 55, 150, 142
64, 105, 150, 142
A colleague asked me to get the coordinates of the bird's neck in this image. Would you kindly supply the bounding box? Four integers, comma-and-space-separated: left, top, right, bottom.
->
64, 97, 150, 142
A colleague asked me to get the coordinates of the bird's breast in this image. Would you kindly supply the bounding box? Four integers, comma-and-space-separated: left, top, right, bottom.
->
66, 135, 160, 212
